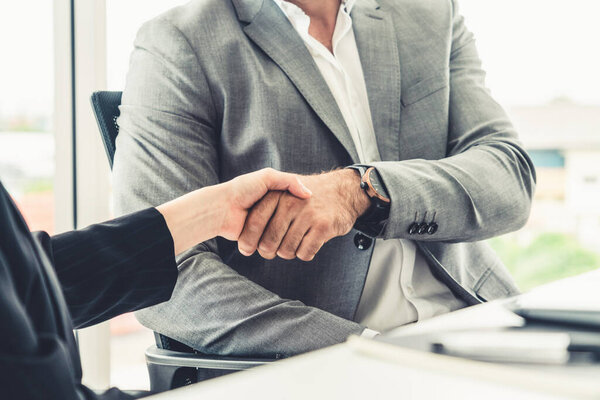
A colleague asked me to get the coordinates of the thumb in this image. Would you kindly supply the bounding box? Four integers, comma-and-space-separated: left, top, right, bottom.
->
287, 176, 312, 199
262, 169, 312, 199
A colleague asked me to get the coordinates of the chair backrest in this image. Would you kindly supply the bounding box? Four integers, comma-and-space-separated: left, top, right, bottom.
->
90, 91, 122, 169
90, 90, 198, 354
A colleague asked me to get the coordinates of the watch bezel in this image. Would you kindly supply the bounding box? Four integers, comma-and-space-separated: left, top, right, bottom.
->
362, 167, 391, 203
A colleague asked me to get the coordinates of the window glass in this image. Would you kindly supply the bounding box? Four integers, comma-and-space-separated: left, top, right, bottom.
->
106, 0, 189, 390
0, 1, 55, 234
460, 0, 600, 291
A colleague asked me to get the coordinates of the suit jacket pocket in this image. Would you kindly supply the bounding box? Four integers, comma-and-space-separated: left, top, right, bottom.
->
401, 74, 448, 107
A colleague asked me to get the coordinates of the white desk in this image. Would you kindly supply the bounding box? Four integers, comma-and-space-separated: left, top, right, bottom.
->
148, 270, 600, 400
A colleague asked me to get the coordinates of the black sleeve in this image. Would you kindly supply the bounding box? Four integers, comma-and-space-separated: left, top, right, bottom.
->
37, 208, 178, 329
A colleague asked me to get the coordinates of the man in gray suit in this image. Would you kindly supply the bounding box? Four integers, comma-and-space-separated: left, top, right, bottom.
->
113, 0, 536, 357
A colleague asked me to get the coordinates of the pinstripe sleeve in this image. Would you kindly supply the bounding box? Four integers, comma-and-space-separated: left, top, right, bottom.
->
39, 208, 178, 329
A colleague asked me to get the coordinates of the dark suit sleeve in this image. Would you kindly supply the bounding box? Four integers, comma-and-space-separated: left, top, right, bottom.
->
37, 208, 178, 329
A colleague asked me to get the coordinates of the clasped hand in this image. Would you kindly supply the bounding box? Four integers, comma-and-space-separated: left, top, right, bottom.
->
230, 169, 371, 261
158, 168, 370, 257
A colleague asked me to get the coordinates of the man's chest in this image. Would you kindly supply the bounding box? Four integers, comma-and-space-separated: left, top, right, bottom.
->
202, 3, 452, 177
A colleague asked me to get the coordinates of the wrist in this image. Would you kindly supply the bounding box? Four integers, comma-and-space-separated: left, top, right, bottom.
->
157, 186, 224, 255
339, 169, 371, 219
213, 182, 238, 239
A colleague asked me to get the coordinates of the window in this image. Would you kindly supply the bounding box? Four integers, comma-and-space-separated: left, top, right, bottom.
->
0, 1, 55, 233
107, 1, 190, 92
105, 0, 189, 390
460, 0, 600, 291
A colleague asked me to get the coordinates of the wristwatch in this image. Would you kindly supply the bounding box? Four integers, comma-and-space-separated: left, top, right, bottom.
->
347, 166, 391, 237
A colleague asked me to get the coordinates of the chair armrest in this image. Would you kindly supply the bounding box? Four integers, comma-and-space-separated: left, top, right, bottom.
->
145, 346, 276, 371
121, 390, 152, 398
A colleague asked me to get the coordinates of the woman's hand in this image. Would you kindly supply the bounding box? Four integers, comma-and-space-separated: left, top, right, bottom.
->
218, 168, 312, 240
157, 168, 311, 256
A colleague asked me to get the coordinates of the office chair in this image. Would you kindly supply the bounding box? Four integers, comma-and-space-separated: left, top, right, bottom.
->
90, 91, 275, 392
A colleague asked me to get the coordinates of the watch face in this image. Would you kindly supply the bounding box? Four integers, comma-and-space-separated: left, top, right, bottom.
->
368, 169, 389, 201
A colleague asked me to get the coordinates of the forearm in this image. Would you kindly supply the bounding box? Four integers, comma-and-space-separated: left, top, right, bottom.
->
369, 140, 535, 241
365, 0, 535, 242
156, 184, 227, 256
49, 209, 178, 328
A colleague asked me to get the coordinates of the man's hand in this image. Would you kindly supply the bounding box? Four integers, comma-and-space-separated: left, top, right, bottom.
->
237, 169, 371, 261
219, 168, 313, 241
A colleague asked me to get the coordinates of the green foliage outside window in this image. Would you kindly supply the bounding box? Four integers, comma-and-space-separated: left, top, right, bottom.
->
489, 233, 600, 292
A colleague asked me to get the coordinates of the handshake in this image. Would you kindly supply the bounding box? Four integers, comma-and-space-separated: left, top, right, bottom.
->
173, 168, 373, 261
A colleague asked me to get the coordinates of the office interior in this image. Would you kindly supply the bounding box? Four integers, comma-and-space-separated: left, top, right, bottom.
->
1, 0, 599, 399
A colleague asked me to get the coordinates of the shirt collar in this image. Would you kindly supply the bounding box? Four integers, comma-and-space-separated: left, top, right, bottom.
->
345, 0, 357, 13
273, 0, 357, 18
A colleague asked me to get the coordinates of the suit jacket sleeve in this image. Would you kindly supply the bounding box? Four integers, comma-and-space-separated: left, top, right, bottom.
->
112, 17, 364, 358
0, 183, 159, 400
42, 208, 178, 329
366, 0, 536, 242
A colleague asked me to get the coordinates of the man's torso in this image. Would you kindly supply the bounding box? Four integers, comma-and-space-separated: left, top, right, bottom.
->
116, 0, 519, 324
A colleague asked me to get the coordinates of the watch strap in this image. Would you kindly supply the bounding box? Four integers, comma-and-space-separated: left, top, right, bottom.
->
346, 165, 391, 237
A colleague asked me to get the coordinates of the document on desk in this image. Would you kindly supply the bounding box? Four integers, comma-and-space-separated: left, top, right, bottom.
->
510, 269, 600, 328
385, 301, 525, 339
432, 331, 571, 364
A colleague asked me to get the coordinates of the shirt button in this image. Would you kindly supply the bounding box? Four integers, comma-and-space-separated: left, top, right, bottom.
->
405, 286, 415, 296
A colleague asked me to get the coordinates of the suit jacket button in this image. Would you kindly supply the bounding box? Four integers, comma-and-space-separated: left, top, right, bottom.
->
408, 222, 419, 235
417, 222, 429, 235
427, 223, 438, 235
354, 233, 373, 250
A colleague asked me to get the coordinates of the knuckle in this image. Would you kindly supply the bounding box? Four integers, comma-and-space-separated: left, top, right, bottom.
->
258, 248, 276, 260
238, 246, 254, 256
296, 253, 310, 262
298, 247, 316, 261
237, 236, 250, 249
259, 237, 276, 252
277, 250, 295, 260
260, 167, 274, 178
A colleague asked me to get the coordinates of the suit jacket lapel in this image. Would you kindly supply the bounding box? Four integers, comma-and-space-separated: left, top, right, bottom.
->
352, 0, 401, 162
233, 0, 360, 163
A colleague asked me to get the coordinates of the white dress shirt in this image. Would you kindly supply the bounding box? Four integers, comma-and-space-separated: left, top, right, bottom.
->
273, 0, 466, 333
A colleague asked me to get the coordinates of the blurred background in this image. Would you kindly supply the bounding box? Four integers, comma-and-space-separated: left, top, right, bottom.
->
1, 0, 599, 392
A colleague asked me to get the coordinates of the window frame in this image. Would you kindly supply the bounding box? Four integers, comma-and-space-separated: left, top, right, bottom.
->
54, 0, 112, 389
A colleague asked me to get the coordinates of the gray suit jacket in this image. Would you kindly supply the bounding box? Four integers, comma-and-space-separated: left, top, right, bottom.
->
113, 0, 536, 357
